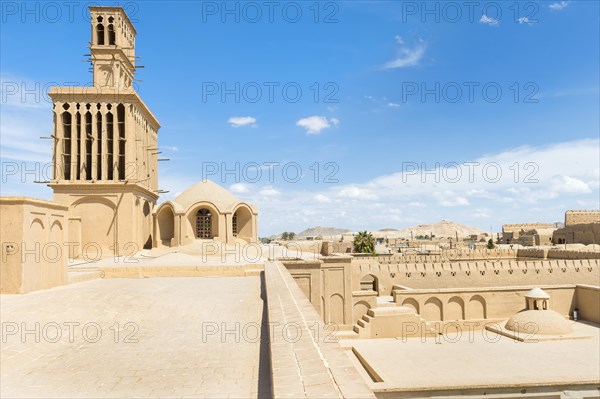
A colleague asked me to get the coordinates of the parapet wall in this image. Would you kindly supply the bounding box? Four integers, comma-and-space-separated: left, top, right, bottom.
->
264, 261, 375, 399
565, 210, 600, 226
575, 285, 600, 324
391, 284, 577, 322
0, 197, 69, 294
373, 249, 519, 264
352, 259, 599, 293
502, 223, 554, 232
517, 248, 600, 260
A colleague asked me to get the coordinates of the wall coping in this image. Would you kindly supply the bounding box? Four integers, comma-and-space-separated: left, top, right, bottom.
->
0, 196, 69, 211
575, 284, 600, 291
264, 261, 375, 399
392, 284, 577, 295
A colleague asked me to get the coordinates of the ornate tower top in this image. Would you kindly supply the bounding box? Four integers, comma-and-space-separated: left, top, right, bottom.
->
49, 6, 159, 196
89, 6, 138, 89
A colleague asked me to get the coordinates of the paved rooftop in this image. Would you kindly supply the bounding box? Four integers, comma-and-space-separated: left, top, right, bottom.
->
346, 322, 600, 393
1, 277, 269, 398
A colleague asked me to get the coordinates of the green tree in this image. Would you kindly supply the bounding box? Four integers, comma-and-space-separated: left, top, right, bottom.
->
487, 239, 495, 249
281, 232, 289, 241
353, 231, 375, 254
288, 232, 296, 240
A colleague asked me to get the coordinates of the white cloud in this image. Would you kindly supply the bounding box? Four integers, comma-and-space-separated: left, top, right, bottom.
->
314, 194, 332, 203
245, 138, 599, 234
259, 186, 280, 197
162, 146, 179, 151
228, 116, 257, 128
394, 35, 404, 44
230, 183, 251, 194
296, 116, 339, 135
383, 38, 426, 69
337, 186, 378, 200
473, 208, 492, 218
387, 102, 400, 108
435, 192, 470, 207
550, 176, 591, 194
549, 1, 569, 10
518, 17, 535, 25
480, 15, 499, 26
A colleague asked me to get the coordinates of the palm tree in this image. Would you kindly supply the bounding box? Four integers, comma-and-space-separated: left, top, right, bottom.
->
353, 231, 375, 254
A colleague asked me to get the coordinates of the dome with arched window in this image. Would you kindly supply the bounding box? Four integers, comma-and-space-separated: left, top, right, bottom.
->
153, 180, 258, 248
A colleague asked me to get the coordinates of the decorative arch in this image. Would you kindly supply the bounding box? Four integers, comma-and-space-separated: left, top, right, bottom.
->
423, 297, 443, 321
469, 295, 487, 319
107, 24, 116, 45
185, 202, 221, 241
353, 300, 371, 324
447, 296, 465, 320
30, 218, 45, 230
28, 219, 45, 260
96, 23, 105, 45
360, 274, 379, 293
329, 293, 345, 325
142, 201, 152, 249
156, 204, 175, 246
401, 298, 420, 314
72, 197, 116, 255
195, 208, 213, 239
232, 203, 253, 243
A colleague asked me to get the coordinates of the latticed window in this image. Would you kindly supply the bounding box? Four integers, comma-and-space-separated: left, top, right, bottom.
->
196, 209, 212, 239
232, 213, 238, 237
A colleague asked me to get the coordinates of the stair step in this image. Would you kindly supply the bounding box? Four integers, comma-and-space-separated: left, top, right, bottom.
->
353, 325, 361, 333
357, 319, 366, 327
368, 306, 416, 317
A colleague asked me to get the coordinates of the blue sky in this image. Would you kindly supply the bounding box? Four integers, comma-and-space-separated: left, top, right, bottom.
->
1, 0, 599, 235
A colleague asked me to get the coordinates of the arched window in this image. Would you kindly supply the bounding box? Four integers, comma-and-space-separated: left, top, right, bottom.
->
232, 212, 238, 237
96, 24, 105, 45
196, 209, 212, 239
360, 274, 378, 293
107, 24, 116, 45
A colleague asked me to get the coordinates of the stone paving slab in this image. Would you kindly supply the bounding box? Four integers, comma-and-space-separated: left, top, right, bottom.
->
347, 322, 600, 392
1, 277, 267, 398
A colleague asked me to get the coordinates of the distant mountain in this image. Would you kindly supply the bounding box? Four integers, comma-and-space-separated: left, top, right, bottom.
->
296, 226, 352, 238
392, 220, 486, 238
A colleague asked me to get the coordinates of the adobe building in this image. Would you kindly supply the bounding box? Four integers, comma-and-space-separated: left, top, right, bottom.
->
154, 180, 258, 247
553, 210, 600, 245
499, 223, 556, 246
49, 7, 160, 258
0, 6, 258, 293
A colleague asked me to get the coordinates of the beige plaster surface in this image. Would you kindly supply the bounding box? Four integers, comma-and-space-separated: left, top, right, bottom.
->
1, 277, 268, 398
345, 322, 600, 392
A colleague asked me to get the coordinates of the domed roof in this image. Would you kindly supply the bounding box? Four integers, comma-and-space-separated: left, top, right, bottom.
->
505, 309, 573, 335
172, 180, 243, 213
525, 287, 550, 299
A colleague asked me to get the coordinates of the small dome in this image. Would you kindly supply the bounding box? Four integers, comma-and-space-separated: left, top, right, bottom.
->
172, 180, 243, 213
525, 287, 550, 299
505, 309, 573, 335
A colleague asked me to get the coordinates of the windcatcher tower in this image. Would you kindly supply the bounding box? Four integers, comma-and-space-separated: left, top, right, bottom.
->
49, 6, 160, 257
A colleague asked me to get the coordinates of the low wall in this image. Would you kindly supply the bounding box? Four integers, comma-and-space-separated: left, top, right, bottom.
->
353, 259, 599, 293
376, 249, 519, 263
85, 264, 263, 278
517, 248, 549, 259
547, 249, 600, 259
0, 197, 69, 294
391, 285, 577, 322
575, 285, 600, 323
264, 261, 375, 399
